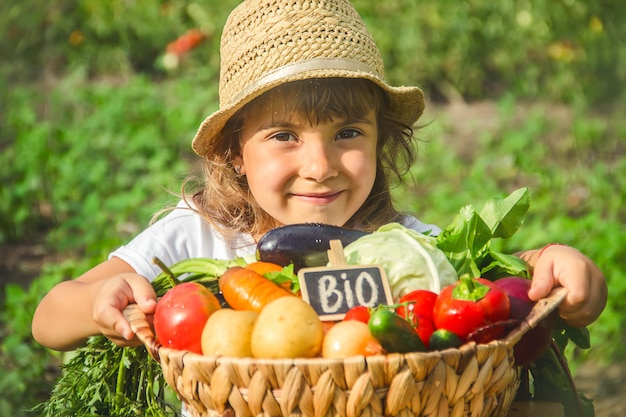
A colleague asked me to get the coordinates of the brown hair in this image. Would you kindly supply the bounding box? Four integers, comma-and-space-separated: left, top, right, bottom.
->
186, 78, 419, 239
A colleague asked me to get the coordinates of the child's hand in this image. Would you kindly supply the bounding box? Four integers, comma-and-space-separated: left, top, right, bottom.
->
92, 273, 157, 347
528, 244, 607, 328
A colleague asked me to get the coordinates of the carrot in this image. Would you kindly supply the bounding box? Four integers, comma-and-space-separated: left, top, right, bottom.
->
245, 261, 284, 276
244, 261, 293, 291
218, 266, 295, 312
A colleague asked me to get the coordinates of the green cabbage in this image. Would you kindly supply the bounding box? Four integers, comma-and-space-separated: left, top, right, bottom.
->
343, 223, 458, 298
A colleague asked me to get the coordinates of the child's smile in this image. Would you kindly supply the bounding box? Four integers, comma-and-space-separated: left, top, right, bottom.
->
238, 105, 378, 227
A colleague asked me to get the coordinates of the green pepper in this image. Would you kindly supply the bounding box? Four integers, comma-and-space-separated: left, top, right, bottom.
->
368, 309, 426, 353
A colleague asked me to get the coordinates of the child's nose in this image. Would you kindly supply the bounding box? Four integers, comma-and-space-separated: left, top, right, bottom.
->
299, 140, 338, 182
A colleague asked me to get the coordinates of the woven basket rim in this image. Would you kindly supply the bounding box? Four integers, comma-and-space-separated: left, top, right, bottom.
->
124, 286, 566, 364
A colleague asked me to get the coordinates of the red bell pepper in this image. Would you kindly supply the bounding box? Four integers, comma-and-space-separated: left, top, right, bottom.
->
433, 275, 510, 341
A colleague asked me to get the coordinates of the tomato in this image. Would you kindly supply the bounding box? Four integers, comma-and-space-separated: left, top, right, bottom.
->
153, 282, 221, 354
395, 289, 437, 348
343, 305, 371, 324
433, 276, 510, 341
412, 314, 435, 349
396, 289, 437, 321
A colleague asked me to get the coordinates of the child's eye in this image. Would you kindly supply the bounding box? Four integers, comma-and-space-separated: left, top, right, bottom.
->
336, 129, 361, 140
271, 132, 297, 142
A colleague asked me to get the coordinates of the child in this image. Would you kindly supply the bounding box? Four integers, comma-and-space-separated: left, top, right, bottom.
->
32, 0, 606, 355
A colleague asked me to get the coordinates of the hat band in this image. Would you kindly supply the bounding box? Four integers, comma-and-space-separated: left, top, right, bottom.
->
226, 57, 384, 107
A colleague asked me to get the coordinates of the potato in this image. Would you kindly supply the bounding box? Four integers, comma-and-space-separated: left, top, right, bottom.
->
251, 296, 323, 358
201, 308, 258, 357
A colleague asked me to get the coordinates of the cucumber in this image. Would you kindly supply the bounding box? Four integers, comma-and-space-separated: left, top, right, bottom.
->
256, 223, 368, 272
368, 309, 426, 353
428, 328, 462, 351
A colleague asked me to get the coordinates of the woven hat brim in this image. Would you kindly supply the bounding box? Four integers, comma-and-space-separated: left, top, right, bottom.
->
191, 63, 424, 157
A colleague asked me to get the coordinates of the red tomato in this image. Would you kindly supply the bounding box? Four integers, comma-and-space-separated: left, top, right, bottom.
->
412, 314, 435, 349
433, 276, 510, 341
153, 282, 221, 354
395, 290, 437, 349
395, 289, 437, 321
343, 305, 371, 324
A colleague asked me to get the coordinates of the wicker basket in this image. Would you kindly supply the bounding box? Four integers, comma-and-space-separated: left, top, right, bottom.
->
124, 288, 566, 417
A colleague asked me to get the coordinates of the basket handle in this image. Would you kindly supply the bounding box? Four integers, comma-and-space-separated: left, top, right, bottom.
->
123, 304, 161, 361
503, 286, 567, 346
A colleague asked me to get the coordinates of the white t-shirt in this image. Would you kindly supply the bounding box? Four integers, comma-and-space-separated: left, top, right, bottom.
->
109, 200, 440, 280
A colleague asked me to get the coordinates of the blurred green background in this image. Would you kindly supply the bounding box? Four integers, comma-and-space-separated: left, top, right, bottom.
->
1, 0, 625, 415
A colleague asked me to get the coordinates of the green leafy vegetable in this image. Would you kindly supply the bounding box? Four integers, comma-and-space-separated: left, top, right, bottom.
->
436, 187, 532, 279
264, 264, 300, 292
33, 336, 175, 417
480, 187, 531, 239
529, 343, 595, 417
343, 222, 458, 297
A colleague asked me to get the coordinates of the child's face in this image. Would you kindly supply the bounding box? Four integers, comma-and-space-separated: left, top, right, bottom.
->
237, 104, 378, 227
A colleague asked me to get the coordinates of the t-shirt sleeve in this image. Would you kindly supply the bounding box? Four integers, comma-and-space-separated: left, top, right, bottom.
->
109, 202, 255, 280
109, 220, 189, 281
400, 215, 441, 236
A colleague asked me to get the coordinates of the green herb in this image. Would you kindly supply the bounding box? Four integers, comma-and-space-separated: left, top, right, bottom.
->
263, 264, 300, 292
33, 336, 174, 417
436, 187, 532, 280
528, 341, 595, 417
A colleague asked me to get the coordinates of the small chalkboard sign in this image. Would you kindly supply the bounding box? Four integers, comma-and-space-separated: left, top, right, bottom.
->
298, 240, 393, 321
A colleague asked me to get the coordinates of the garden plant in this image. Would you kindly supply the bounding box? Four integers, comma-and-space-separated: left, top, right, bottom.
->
1, 0, 625, 415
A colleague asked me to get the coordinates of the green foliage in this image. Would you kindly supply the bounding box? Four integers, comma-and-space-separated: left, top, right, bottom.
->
0, 261, 79, 416
0, 0, 239, 81
2, 0, 624, 103
1, 0, 625, 414
34, 336, 177, 417
353, 0, 626, 105
1, 74, 207, 250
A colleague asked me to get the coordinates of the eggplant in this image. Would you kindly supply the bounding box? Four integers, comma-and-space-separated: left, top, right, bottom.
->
256, 223, 368, 272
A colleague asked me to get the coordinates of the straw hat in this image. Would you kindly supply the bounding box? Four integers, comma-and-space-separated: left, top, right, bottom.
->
191, 0, 425, 157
